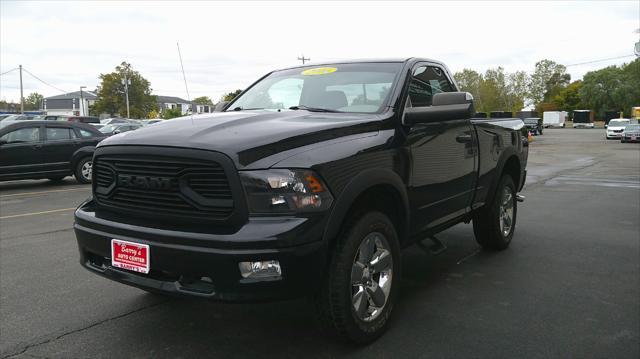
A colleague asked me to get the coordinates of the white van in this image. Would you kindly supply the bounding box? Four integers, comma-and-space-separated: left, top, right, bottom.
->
543, 111, 567, 128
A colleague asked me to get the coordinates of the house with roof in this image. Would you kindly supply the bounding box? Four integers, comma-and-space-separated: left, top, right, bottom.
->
42, 90, 98, 116
156, 95, 215, 116
156, 95, 191, 116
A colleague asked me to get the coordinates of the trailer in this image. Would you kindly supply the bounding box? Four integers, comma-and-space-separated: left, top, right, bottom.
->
543, 111, 567, 128
573, 110, 594, 128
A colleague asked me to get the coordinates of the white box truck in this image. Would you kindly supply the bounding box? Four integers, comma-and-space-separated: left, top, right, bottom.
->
543, 111, 567, 128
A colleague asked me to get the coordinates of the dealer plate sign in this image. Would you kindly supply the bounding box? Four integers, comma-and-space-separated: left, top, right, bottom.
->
111, 239, 150, 274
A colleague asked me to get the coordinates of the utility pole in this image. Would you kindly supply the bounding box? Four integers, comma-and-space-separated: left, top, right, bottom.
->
19, 65, 24, 114
79, 86, 86, 116
297, 55, 310, 64
122, 74, 131, 118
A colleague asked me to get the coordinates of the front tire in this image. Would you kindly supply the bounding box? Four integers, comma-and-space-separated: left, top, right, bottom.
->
315, 211, 400, 343
74, 157, 93, 184
473, 175, 517, 250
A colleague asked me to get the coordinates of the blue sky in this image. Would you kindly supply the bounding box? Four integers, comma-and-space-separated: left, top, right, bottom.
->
1, 0, 638, 102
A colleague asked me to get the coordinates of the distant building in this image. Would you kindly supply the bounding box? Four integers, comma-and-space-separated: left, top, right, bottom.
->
156, 96, 191, 116
43, 91, 97, 116
156, 96, 215, 116
192, 103, 214, 114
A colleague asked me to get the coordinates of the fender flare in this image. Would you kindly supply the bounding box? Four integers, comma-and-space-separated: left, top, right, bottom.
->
485, 147, 521, 206
322, 168, 410, 245
71, 146, 96, 169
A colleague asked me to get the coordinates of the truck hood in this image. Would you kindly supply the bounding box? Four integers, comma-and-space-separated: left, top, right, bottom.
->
98, 111, 383, 169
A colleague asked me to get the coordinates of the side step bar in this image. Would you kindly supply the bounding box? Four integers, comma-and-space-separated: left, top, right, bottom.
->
417, 235, 447, 256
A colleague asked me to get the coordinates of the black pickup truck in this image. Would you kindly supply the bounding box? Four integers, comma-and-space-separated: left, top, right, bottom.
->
74, 58, 527, 343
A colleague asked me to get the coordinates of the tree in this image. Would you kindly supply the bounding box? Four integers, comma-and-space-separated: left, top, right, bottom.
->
454, 69, 484, 109
91, 62, 157, 118
529, 59, 570, 106
162, 107, 183, 119
505, 71, 529, 113
24, 92, 44, 110
221, 89, 243, 102
552, 81, 583, 115
147, 109, 159, 119
192, 96, 213, 105
455, 68, 528, 114
579, 59, 640, 118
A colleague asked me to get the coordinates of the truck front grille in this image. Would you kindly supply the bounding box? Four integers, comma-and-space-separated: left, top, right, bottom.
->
93, 155, 235, 221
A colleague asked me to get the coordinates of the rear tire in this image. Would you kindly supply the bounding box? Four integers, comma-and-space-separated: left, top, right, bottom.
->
315, 211, 400, 344
473, 175, 517, 250
74, 157, 93, 184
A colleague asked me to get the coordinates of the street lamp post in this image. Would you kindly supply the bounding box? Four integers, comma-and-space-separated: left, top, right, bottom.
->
79, 86, 86, 116
122, 75, 131, 118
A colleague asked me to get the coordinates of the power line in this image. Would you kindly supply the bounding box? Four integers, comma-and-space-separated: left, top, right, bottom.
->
565, 54, 635, 67
21, 67, 70, 94
0, 68, 19, 76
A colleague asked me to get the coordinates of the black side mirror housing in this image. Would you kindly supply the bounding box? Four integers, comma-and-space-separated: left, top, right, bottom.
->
404, 92, 475, 125
0, 139, 6, 146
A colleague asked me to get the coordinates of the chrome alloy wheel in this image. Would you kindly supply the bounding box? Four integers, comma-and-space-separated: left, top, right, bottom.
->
499, 187, 514, 237
81, 161, 93, 181
351, 232, 393, 322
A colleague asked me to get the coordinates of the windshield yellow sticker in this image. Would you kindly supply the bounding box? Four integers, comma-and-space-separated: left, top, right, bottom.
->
301, 67, 337, 76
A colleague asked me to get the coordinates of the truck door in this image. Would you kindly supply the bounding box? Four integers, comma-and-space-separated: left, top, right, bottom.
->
405, 64, 477, 234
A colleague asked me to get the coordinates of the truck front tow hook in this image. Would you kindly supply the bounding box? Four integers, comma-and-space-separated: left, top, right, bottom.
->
516, 194, 525, 202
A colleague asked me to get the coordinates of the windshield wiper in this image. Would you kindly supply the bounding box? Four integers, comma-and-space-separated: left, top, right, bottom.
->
289, 105, 342, 113
231, 107, 264, 111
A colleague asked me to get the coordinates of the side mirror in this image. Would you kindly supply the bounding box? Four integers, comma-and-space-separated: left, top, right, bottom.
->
404, 92, 475, 125
214, 101, 229, 112
113, 129, 121, 134
604, 125, 608, 129
0, 139, 6, 146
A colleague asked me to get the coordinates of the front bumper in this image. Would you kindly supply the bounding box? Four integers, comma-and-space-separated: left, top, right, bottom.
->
607, 132, 623, 138
622, 135, 640, 142
75, 200, 328, 301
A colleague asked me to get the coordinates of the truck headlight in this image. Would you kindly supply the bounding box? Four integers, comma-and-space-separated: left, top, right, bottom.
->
239, 169, 333, 214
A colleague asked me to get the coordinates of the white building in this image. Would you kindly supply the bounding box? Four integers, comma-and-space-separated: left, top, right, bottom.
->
43, 90, 97, 116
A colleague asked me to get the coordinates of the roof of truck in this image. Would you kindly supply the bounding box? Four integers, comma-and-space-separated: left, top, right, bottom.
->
274, 58, 445, 72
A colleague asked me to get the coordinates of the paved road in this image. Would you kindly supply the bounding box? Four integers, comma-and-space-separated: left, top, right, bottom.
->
1, 129, 638, 358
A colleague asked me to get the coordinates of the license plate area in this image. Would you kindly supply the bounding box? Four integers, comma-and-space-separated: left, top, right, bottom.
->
111, 239, 150, 274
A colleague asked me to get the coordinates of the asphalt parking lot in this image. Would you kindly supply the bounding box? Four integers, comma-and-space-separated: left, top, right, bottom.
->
1, 129, 638, 358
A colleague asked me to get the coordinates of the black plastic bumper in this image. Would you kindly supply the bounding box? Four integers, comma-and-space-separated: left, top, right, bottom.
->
75, 201, 328, 302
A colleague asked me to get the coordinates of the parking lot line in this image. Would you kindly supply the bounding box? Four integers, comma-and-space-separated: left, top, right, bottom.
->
0, 188, 89, 199
0, 207, 76, 219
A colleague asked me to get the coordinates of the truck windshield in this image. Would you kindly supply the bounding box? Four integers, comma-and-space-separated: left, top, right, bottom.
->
227, 62, 403, 114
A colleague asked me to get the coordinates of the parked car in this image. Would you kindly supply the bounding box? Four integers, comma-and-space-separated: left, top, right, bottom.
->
42, 115, 71, 121
142, 119, 163, 126
74, 58, 528, 343
0, 121, 106, 183
0, 114, 38, 128
68, 116, 100, 124
523, 117, 543, 135
91, 123, 105, 130
98, 123, 142, 136
606, 119, 631, 139
100, 118, 134, 126
621, 123, 640, 143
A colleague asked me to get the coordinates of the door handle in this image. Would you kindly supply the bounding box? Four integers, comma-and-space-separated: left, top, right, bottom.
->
456, 134, 472, 143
